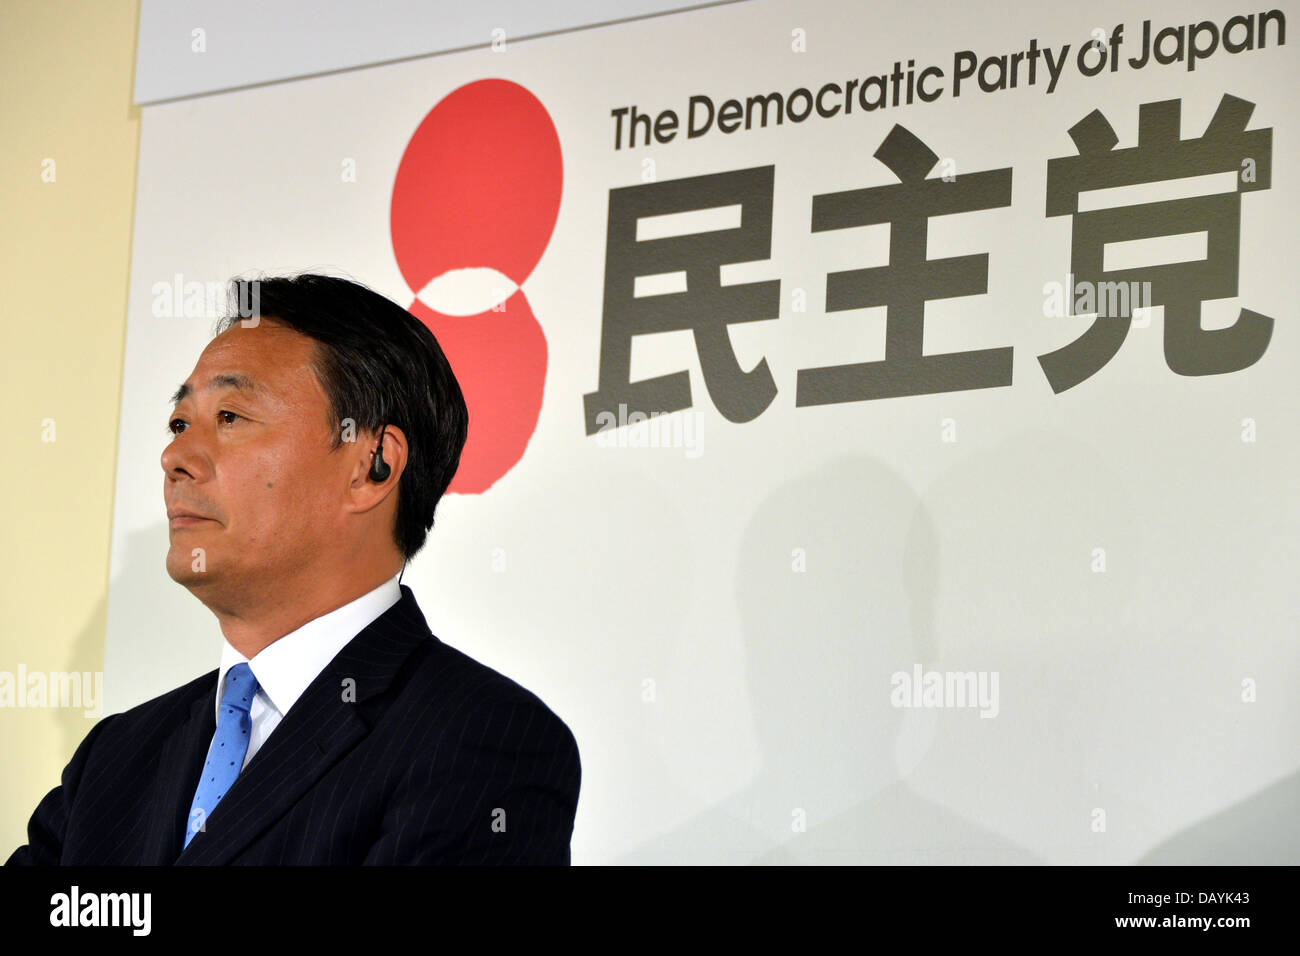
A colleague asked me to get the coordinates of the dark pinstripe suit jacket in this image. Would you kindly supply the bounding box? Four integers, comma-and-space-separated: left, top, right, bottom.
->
5, 585, 580, 865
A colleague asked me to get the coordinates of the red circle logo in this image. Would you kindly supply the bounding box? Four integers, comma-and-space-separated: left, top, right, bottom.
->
391, 78, 562, 493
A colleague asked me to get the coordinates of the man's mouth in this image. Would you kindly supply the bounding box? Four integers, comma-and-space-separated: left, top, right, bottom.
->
166, 506, 216, 528
168, 515, 213, 529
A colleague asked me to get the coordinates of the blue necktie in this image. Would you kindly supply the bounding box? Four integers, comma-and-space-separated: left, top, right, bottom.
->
184, 662, 259, 849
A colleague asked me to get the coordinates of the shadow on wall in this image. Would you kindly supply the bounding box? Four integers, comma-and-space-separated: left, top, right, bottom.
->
71, 522, 218, 757
1138, 771, 1300, 864
53, 597, 107, 775
105, 521, 223, 711
5, 521, 212, 845
617, 456, 1042, 864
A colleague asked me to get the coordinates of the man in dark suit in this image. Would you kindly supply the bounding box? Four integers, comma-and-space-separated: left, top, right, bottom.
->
7, 274, 580, 865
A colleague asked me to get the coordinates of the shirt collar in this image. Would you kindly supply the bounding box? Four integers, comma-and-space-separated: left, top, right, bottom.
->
215, 576, 402, 723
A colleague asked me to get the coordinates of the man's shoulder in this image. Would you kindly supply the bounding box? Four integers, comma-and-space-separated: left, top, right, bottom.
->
61, 670, 216, 779
385, 635, 582, 823
102, 668, 215, 728
377, 585, 574, 735
405, 633, 573, 734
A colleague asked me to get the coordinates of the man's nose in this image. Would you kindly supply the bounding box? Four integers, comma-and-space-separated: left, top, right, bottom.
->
161, 424, 210, 481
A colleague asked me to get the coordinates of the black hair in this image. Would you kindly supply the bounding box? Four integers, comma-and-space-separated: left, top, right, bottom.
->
215, 273, 467, 561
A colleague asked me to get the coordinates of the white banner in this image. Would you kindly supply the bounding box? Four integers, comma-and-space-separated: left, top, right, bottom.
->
110, 0, 1299, 863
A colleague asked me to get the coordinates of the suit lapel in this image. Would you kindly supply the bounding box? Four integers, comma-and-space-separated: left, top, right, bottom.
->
175, 585, 436, 865
138, 689, 214, 864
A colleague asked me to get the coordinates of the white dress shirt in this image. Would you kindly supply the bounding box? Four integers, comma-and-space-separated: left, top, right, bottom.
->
214, 576, 402, 770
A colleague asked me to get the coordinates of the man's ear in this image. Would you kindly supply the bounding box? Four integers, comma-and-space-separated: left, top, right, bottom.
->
346, 424, 408, 514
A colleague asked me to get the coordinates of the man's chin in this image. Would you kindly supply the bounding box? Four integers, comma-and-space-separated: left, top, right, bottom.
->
167, 567, 208, 593
165, 548, 217, 590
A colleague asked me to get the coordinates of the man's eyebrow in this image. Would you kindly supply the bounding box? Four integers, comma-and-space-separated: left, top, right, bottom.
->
169, 373, 266, 406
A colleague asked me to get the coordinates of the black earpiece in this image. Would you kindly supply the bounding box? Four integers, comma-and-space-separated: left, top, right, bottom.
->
368, 424, 391, 482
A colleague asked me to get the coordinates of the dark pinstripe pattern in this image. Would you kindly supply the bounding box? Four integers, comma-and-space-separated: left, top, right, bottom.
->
6, 585, 580, 865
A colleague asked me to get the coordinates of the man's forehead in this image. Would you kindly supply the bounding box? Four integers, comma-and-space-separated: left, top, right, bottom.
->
170, 371, 267, 406
172, 324, 315, 405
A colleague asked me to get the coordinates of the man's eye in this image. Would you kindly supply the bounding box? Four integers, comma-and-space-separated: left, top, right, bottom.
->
218, 410, 240, 425
168, 418, 187, 435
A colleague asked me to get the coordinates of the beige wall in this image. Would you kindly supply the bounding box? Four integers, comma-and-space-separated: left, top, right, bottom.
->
0, 0, 140, 852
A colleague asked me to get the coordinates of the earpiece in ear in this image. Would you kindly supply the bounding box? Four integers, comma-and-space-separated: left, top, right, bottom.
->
369, 424, 391, 482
